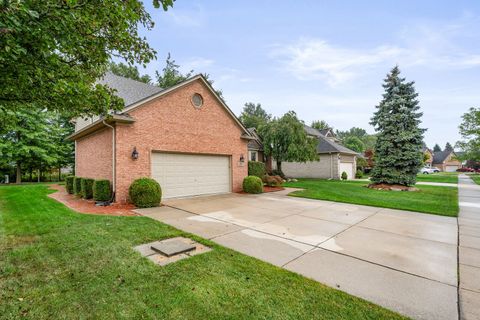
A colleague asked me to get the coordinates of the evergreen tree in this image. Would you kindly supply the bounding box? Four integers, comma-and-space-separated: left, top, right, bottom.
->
433, 144, 441, 152
239, 103, 271, 130
444, 142, 454, 152
370, 66, 425, 186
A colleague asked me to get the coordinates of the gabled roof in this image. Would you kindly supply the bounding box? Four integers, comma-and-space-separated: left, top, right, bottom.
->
433, 150, 455, 164
69, 73, 254, 141
98, 72, 163, 107
304, 125, 357, 155
422, 142, 432, 153
247, 128, 263, 151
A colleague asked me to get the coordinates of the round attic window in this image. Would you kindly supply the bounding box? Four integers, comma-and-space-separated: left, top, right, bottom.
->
191, 93, 203, 108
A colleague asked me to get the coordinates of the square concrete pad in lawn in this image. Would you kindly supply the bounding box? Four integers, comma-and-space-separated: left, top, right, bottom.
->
320, 226, 457, 285
252, 214, 350, 245
284, 248, 458, 320
358, 211, 457, 244
299, 205, 378, 225
213, 229, 313, 266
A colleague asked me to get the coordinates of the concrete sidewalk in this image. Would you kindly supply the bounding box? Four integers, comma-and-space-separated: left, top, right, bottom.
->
136, 189, 458, 320
458, 174, 480, 320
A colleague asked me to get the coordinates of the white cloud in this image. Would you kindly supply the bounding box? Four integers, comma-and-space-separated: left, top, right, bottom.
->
271, 17, 480, 86
182, 57, 215, 73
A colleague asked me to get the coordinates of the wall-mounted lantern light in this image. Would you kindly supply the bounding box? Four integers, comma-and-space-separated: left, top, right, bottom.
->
240, 154, 245, 163
131, 147, 139, 160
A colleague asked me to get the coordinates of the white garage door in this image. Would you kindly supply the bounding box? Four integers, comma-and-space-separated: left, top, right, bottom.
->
339, 162, 354, 180
151, 152, 231, 199
445, 165, 459, 172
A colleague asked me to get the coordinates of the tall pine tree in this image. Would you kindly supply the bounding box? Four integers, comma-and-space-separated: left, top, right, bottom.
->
433, 144, 442, 152
444, 142, 454, 152
370, 66, 425, 186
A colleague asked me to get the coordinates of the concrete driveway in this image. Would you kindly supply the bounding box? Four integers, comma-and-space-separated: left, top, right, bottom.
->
135, 189, 458, 320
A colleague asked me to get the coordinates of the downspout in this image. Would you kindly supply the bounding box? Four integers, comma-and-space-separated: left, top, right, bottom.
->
103, 121, 116, 201
330, 153, 333, 179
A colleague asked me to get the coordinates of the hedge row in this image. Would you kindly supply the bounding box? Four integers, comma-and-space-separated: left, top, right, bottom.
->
65, 176, 111, 201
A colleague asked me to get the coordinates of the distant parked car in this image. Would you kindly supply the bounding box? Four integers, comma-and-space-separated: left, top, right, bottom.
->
420, 167, 440, 174
457, 167, 475, 172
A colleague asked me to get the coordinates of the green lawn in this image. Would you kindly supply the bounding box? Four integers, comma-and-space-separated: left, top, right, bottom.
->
0, 185, 405, 319
416, 172, 458, 184
284, 179, 458, 217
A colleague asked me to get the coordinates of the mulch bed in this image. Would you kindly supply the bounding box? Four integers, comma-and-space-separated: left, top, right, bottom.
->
48, 184, 138, 216
367, 183, 419, 191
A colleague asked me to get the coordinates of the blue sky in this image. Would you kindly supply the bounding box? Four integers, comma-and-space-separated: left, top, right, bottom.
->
136, 0, 480, 149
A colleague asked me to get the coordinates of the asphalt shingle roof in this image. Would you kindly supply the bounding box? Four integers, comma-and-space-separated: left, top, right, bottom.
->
303, 125, 357, 155
433, 150, 454, 164
97, 72, 164, 107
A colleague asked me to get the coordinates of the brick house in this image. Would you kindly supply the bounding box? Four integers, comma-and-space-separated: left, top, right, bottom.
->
69, 73, 253, 202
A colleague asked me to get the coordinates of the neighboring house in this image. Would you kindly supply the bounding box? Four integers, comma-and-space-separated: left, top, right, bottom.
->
69, 72, 253, 202
247, 128, 272, 171
277, 125, 358, 180
432, 150, 462, 172
422, 143, 434, 168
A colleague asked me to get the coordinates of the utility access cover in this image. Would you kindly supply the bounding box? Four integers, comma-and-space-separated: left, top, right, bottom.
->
150, 238, 196, 257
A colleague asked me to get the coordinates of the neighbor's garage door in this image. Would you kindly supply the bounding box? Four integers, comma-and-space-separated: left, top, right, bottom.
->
445, 165, 459, 172
151, 152, 231, 199
339, 162, 355, 180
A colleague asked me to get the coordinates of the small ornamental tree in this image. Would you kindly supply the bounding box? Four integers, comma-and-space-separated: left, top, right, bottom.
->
370, 66, 426, 186
259, 111, 318, 177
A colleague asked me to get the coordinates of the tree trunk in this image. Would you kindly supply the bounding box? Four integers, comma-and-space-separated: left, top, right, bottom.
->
58, 167, 62, 181
29, 169, 33, 182
37, 169, 40, 183
276, 160, 285, 178
16, 162, 21, 184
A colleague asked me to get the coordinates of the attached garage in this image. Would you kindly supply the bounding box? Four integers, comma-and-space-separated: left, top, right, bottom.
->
339, 161, 355, 180
445, 165, 459, 172
151, 152, 231, 199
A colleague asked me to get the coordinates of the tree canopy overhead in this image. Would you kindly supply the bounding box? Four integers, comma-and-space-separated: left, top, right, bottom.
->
370, 66, 425, 186
311, 120, 331, 130
1, 0, 174, 118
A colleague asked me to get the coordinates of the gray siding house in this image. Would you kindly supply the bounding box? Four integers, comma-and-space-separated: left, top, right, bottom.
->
277, 126, 358, 180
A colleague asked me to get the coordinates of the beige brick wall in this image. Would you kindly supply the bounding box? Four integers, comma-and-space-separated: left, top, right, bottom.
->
277, 154, 340, 179
113, 79, 248, 203
76, 128, 113, 181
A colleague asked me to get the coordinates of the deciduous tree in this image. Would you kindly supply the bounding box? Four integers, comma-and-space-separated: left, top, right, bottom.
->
259, 111, 318, 177
311, 120, 330, 130
239, 103, 271, 130
343, 136, 365, 153
109, 62, 152, 84
457, 107, 480, 161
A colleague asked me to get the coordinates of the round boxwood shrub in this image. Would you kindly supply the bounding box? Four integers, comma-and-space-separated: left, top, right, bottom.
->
65, 176, 75, 194
81, 178, 95, 199
129, 178, 162, 208
73, 176, 82, 195
248, 161, 266, 179
93, 179, 111, 201
341, 171, 348, 181
243, 175, 263, 194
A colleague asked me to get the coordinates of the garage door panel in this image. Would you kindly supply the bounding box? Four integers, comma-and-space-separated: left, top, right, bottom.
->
151, 153, 231, 199
339, 162, 354, 180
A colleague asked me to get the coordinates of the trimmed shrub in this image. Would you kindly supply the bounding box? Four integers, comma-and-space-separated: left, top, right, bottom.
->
93, 180, 111, 201
243, 176, 263, 194
81, 178, 94, 199
248, 161, 266, 179
73, 176, 82, 195
65, 176, 75, 194
129, 178, 162, 208
341, 171, 348, 181
355, 170, 364, 179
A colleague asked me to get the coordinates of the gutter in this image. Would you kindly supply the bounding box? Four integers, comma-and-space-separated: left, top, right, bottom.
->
102, 120, 116, 201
